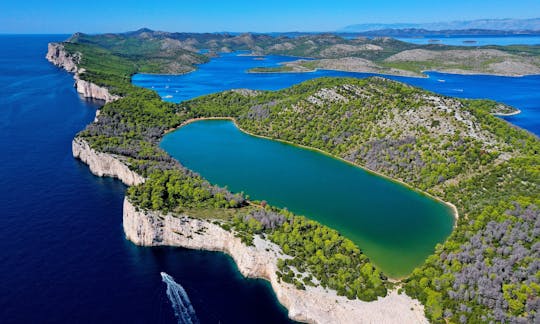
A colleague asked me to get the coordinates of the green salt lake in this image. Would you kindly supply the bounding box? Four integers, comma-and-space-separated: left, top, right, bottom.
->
161, 119, 455, 278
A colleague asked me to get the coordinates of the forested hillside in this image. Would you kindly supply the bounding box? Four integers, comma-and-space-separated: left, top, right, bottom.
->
62, 29, 540, 85
183, 78, 540, 323
59, 30, 540, 323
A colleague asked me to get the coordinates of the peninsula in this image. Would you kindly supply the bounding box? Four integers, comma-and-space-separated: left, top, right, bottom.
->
58, 29, 540, 78
47, 30, 539, 324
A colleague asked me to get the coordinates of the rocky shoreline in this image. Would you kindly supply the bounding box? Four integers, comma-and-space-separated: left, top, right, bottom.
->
123, 198, 428, 324
281, 57, 424, 77
46, 43, 120, 103
71, 132, 428, 323
251, 48, 540, 78
72, 137, 144, 186
53, 41, 429, 323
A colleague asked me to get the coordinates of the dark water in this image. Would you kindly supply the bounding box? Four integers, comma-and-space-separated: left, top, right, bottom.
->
0, 35, 293, 323
133, 52, 540, 136
162, 120, 454, 277
3, 35, 539, 324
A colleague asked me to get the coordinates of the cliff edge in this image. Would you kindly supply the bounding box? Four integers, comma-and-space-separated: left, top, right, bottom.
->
123, 198, 428, 324
46, 43, 120, 103
56, 37, 429, 323
72, 137, 145, 186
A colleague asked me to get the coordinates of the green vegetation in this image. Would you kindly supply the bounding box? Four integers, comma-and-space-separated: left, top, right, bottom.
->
127, 169, 246, 212
63, 42, 138, 96
184, 77, 539, 322
491, 44, 540, 56
381, 60, 471, 74
59, 30, 539, 322
185, 77, 526, 192
248, 65, 297, 73
379, 49, 540, 76
63, 32, 208, 96
65, 29, 540, 83
405, 162, 539, 323
63, 35, 393, 303
230, 207, 388, 300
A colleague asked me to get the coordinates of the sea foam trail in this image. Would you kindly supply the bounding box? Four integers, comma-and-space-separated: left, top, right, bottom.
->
161, 272, 199, 324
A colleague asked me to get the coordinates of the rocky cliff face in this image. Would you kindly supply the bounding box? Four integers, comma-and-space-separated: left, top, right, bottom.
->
57, 36, 428, 323
46, 43, 120, 103
46, 43, 79, 73
123, 198, 428, 324
73, 74, 120, 103
72, 137, 145, 186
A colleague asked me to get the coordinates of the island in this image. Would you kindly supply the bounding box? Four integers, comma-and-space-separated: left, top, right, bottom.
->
248, 48, 540, 77
47, 30, 539, 324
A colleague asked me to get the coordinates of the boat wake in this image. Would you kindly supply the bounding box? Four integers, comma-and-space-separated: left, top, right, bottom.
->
161, 272, 199, 324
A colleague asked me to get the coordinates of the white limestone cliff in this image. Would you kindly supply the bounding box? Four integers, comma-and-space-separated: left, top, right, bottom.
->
72, 137, 145, 186
46, 43, 79, 73
55, 36, 429, 324
73, 74, 120, 103
123, 198, 428, 324
46, 42, 120, 103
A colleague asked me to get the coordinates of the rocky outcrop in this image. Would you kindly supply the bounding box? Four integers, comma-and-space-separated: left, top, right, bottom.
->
123, 198, 428, 324
73, 74, 120, 102
46, 43, 120, 103
72, 137, 144, 186
384, 49, 540, 76
254, 58, 422, 77
46, 43, 79, 73
301, 57, 421, 77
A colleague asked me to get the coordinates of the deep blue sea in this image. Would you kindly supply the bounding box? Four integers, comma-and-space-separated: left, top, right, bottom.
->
0, 35, 293, 324
2, 35, 539, 324
133, 52, 540, 136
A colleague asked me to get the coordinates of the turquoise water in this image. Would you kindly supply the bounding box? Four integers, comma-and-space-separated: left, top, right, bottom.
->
6, 36, 536, 323
161, 120, 455, 278
138, 50, 539, 277
0, 35, 294, 324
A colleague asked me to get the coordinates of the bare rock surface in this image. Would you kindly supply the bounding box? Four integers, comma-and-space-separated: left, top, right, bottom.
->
46, 43, 120, 102
384, 49, 540, 76
72, 137, 144, 186
123, 198, 428, 324
292, 57, 421, 76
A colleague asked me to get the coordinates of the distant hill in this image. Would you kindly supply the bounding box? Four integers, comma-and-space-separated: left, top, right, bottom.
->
61, 28, 540, 81
341, 18, 540, 32
353, 28, 540, 37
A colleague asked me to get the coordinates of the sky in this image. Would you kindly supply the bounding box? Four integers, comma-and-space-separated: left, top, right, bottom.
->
1, 0, 539, 34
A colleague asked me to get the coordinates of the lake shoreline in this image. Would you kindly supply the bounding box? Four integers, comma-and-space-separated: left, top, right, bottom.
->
166, 116, 460, 224
72, 131, 431, 322
123, 198, 429, 324
53, 42, 431, 321
45, 31, 540, 323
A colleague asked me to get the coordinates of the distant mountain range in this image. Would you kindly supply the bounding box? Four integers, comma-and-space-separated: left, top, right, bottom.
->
341, 18, 540, 33
351, 28, 540, 37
